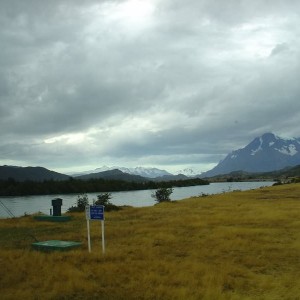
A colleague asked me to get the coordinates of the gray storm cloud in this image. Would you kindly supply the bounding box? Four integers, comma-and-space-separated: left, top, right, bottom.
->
1, 0, 300, 173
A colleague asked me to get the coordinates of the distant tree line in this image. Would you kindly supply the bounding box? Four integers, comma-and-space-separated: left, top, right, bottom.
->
0, 177, 209, 196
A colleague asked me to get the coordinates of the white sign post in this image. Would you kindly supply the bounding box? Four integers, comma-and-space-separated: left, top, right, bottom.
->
85, 205, 105, 254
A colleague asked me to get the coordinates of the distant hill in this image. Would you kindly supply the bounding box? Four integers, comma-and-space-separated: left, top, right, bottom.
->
152, 174, 189, 182
201, 133, 300, 177
278, 165, 300, 177
258, 164, 300, 178
74, 169, 150, 182
0, 166, 70, 182
204, 165, 300, 182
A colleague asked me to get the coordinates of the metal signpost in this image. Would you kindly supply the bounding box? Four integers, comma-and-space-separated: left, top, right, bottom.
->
85, 205, 105, 254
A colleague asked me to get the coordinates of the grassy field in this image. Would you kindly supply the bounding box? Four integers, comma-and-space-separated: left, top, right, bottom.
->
0, 183, 300, 299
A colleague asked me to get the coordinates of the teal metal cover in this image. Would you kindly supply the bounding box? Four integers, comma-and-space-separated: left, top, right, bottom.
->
32, 240, 82, 251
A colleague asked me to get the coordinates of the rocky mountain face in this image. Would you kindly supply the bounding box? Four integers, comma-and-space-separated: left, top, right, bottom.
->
201, 133, 300, 177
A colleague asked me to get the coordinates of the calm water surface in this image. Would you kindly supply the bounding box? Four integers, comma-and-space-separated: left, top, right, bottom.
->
0, 181, 274, 218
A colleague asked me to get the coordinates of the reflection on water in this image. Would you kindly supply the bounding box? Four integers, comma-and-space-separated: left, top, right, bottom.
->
0, 181, 274, 218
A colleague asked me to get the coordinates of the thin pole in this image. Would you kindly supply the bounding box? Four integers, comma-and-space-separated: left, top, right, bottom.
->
101, 220, 105, 254
87, 219, 91, 253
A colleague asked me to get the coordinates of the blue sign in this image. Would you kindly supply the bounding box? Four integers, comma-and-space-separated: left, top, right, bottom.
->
85, 205, 106, 253
88, 205, 104, 220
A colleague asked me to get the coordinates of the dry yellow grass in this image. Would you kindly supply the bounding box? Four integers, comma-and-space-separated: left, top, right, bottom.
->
0, 183, 300, 299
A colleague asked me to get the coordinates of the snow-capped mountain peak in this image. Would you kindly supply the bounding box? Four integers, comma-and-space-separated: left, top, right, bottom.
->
118, 167, 172, 178
201, 132, 300, 177
249, 132, 299, 157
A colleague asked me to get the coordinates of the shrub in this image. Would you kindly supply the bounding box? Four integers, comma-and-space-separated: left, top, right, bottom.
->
93, 193, 112, 206
68, 193, 89, 212
152, 187, 173, 203
93, 193, 120, 212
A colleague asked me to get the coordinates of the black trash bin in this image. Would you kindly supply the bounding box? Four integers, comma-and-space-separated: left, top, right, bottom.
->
52, 198, 63, 216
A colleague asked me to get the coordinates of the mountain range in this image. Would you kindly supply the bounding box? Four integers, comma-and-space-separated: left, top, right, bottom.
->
74, 169, 190, 182
0, 166, 189, 182
72, 166, 172, 178
1, 133, 300, 182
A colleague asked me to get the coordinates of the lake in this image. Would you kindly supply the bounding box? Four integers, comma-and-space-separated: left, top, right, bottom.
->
0, 181, 274, 218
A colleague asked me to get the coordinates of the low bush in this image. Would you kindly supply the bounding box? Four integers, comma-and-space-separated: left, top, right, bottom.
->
93, 193, 120, 212
67, 193, 89, 212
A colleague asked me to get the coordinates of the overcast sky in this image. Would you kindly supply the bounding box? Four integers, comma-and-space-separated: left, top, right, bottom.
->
1, 0, 300, 174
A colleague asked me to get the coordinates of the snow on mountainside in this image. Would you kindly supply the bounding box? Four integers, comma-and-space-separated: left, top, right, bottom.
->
201, 133, 300, 177
119, 167, 172, 178
73, 166, 172, 178
175, 168, 201, 177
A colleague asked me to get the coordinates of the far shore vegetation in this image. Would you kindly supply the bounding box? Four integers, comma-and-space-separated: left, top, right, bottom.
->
0, 183, 299, 299
0, 177, 209, 197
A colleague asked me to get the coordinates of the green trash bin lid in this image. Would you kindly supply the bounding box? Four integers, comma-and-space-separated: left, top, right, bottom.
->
32, 240, 82, 251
